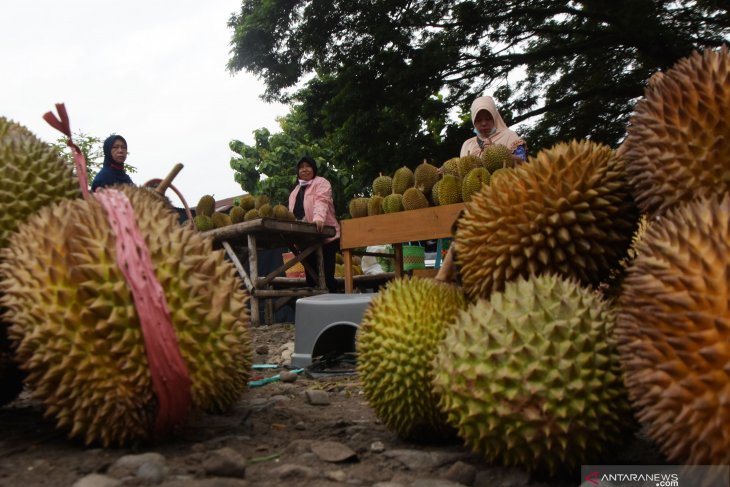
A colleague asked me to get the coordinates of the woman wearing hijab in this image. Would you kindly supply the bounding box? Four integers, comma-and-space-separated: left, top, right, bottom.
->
91, 134, 134, 191
288, 156, 341, 292
460, 95, 527, 166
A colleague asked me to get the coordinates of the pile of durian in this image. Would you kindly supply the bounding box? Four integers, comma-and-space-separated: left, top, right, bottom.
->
348, 144, 514, 218
357, 45, 730, 475
193, 193, 296, 231
0, 117, 253, 446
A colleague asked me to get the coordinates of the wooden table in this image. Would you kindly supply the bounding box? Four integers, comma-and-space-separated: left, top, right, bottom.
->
339, 203, 465, 293
204, 218, 336, 325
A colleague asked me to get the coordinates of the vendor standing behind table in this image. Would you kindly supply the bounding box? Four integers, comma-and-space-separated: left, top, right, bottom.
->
91, 134, 135, 191
460, 95, 527, 167
288, 156, 341, 292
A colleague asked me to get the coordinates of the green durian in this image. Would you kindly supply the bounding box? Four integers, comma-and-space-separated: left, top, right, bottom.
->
195, 195, 216, 217
357, 277, 467, 439
433, 274, 632, 475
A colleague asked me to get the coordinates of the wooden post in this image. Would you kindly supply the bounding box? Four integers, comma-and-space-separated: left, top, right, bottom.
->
394, 243, 403, 278
248, 233, 260, 326
343, 249, 354, 293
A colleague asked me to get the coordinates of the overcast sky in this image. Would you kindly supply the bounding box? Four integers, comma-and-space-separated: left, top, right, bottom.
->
0, 1, 288, 207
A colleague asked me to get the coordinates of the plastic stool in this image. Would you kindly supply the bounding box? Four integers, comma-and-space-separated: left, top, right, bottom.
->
291, 293, 375, 368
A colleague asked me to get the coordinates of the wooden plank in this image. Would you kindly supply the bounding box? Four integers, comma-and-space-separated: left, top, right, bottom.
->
340, 203, 465, 249
204, 217, 335, 243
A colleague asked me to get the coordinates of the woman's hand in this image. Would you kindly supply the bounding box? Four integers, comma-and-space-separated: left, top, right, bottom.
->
314, 219, 325, 232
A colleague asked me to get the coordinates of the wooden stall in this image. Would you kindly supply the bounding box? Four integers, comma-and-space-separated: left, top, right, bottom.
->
339, 203, 466, 293
204, 218, 336, 326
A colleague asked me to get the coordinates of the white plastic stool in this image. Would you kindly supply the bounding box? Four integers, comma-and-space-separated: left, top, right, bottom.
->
291, 293, 375, 368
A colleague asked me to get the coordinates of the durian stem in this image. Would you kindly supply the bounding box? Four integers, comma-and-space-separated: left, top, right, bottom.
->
156, 163, 184, 194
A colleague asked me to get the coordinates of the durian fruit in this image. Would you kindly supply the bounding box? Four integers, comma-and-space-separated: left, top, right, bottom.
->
437, 174, 462, 205
457, 155, 481, 178
440, 157, 460, 177
414, 161, 439, 195
195, 194, 216, 218
367, 195, 384, 216
622, 46, 730, 217
382, 194, 403, 213
0, 186, 252, 446
254, 194, 270, 209
357, 277, 467, 439
433, 274, 631, 475
239, 194, 255, 211
372, 174, 393, 197
455, 139, 638, 300
430, 180, 442, 206
462, 167, 490, 202
334, 263, 344, 277
258, 203, 273, 218
229, 205, 245, 224
392, 166, 415, 195
335, 252, 344, 265
401, 188, 429, 211
211, 211, 232, 228
616, 193, 730, 465
285, 210, 296, 221
244, 209, 259, 221
349, 197, 370, 218
489, 167, 512, 185
481, 144, 513, 172
272, 204, 290, 220
0, 117, 80, 249
194, 214, 214, 231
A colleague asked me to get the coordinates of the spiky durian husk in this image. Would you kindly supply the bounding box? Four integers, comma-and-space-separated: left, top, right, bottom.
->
401, 188, 429, 211
0, 117, 80, 249
0, 187, 252, 446
195, 194, 215, 217
349, 197, 369, 218
455, 139, 638, 300
357, 277, 466, 440
616, 194, 730, 465
414, 161, 439, 194
433, 274, 631, 475
622, 46, 730, 217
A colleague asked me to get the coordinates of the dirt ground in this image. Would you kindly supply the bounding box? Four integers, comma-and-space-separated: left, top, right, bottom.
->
0, 322, 662, 487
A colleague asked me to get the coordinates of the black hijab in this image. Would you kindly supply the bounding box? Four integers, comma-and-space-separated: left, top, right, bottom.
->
103, 134, 127, 170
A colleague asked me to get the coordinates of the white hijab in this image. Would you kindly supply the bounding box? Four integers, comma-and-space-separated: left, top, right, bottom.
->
470, 96, 525, 151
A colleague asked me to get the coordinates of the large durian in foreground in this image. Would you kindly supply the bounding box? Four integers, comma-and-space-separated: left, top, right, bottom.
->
357, 277, 466, 440
455, 139, 638, 300
0, 186, 252, 446
616, 194, 730, 465
621, 46, 730, 217
433, 274, 632, 475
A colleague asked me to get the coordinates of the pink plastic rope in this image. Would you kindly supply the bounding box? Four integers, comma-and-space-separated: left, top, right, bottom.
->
143, 178, 195, 223
43, 104, 90, 199
96, 188, 192, 434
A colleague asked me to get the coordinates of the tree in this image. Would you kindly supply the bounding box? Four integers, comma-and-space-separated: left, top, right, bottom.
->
227, 0, 729, 168
52, 132, 137, 184
229, 105, 361, 218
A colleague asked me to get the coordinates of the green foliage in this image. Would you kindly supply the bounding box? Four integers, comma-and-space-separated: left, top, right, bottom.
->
228, 0, 729, 156
229, 105, 363, 218
52, 132, 137, 185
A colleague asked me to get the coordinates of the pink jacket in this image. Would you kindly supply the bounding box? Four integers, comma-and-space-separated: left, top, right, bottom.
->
288, 176, 341, 242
